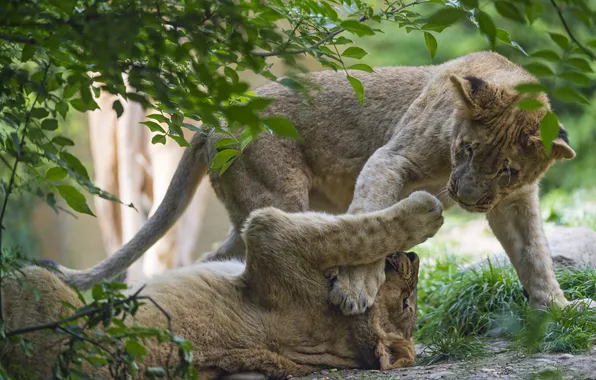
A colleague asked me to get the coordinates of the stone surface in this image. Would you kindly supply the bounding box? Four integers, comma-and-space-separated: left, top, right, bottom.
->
293, 343, 596, 379
466, 227, 596, 270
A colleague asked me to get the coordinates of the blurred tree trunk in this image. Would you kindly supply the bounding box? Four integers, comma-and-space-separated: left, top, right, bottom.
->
88, 79, 212, 283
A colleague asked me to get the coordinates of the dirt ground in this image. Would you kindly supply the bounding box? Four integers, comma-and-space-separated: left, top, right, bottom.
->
293, 341, 596, 380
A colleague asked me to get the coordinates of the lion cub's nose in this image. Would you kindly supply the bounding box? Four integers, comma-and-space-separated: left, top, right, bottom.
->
456, 186, 484, 206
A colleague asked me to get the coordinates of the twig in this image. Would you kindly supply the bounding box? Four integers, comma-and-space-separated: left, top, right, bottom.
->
251, 0, 429, 57
139, 296, 175, 376
6, 285, 146, 337
0, 33, 37, 45
57, 325, 116, 359
548, 0, 596, 60
0, 60, 52, 323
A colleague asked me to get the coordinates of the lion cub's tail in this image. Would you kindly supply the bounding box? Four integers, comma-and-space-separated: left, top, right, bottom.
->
56, 132, 211, 290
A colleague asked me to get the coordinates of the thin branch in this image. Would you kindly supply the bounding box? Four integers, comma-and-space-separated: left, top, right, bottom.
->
549, 0, 596, 60
251, 0, 429, 57
57, 325, 116, 359
6, 285, 146, 337
139, 296, 174, 376
0, 60, 51, 323
0, 33, 37, 45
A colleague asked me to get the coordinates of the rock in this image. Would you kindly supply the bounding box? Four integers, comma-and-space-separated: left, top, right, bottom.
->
222, 373, 266, 380
429, 372, 455, 379
320, 370, 330, 376
480, 368, 494, 372
535, 358, 557, 364
559, 353, 574, 360
467, 227, 596, 270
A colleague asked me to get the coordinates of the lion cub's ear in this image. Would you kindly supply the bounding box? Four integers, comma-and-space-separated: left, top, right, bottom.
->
450, 75, 494, 117
551, 126, 576, 160
530, 126, 576, 160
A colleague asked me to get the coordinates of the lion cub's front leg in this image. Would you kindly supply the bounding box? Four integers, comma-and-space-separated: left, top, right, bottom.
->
328, 147, 420, 315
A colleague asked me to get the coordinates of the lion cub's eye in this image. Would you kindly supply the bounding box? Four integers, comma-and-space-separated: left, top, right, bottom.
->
498, 162, 519, 176
402, 292, 411, 310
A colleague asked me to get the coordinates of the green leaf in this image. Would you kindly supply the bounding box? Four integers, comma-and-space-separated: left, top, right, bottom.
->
552, 87, 590, 105
494, 1, 525, 23
46, 167, 67, 181
125, 340, 148, 361
424, 32, 438, 59
216, 138, 238, 150
559, 71, 591, 87
426, 7, 466, 27
56, 185, 95, 216
515, 83, 547, 94
140, 121, 166, 134
91, 284, 105, 301
85, 356, 108, 367
264, 116, 301, 140
31, 108, 49, 119
340, 20, 375, 37
145, 367, 167, 378
347, 75, 364, 106
224, 67, 240, 84
70, 99, 89, 113
41, 118, 58, 131
169, 134, 191, 148
566, 57, 593, 73
278, 77, 304, 91
341, 46, 368, 59
56, 102, 68, 119
524, 62, 555, 77
52, 136, 75, 146
549, 33, 570, 50
113, 100, 124, 118
516, 98, 544, 110
211, 149, 239, 169
348, 64, 374, 73
151, 134, 167, 145
524, 2, 543, 24
477, 11, 496, 50
495, 29, 528, 55
61, 151, 90, 179
21, 45, 35, 62
539, 111, 559, 155
530, 49, 561, 62
461, 0, 478, 8
147, 114, 169, 123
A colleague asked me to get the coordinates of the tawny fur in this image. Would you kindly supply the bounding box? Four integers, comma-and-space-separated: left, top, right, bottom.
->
56, 51, 578, 313
0, 192, 441, 378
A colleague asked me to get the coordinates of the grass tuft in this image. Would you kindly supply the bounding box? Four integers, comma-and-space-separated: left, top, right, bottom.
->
416, 259, 596, 361
417, 327, 487, 365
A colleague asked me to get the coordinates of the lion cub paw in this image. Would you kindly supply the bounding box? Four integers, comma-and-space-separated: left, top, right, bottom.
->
569, 298, 596, 310
397, 191, 444, 249
328, 262, 386, 316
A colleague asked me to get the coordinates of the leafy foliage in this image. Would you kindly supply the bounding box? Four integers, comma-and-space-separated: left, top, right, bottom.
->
0, 0, 595, 378
0, 0, 594, 217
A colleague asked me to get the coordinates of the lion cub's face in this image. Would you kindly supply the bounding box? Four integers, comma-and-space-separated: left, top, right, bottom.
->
377, 251, 419, 337
446, 75, 576, 213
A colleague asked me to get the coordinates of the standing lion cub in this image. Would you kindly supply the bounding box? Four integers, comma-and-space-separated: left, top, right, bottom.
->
1, 191, 442, 378
55, 51, 583, 315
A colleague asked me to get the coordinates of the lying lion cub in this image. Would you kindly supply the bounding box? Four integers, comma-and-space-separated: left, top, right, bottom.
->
0, 191, 442, 378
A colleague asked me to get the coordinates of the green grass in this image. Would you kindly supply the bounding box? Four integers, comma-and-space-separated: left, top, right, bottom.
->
413, 188, 596, 363
416, 327, 487, 365
415, 260, 596, 362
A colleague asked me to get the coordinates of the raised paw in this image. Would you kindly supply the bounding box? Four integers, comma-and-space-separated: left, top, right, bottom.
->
397, 191, 444, 249
328, 261, 386, 316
